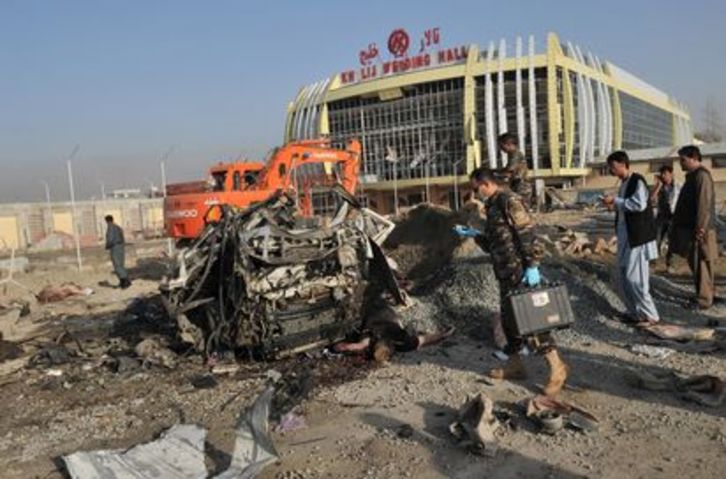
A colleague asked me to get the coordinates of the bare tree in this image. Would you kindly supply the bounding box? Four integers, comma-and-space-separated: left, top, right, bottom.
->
695, 96, 724, 143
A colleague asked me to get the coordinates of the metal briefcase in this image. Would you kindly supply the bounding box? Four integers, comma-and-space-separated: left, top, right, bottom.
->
504, 283, 575, 337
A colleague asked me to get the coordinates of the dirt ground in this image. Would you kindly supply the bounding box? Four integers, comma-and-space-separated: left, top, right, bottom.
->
1, 210, 725, 479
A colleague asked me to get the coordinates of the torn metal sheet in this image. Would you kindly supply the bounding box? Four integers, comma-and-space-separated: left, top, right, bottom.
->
63, 385, 279, 479
215, 385, 278, 479
160, 188, 405, 358
63, 424, 208, 479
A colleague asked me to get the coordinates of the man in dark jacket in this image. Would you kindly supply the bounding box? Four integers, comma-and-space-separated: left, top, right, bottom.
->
669, 145, 717, 310
454, 167, 568, 397
105, 215, 131, 288
649, 165, 680, 272
602, 151, 660, 326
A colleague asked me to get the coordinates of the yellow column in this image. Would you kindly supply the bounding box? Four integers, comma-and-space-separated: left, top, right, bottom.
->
612, 88, 623, 149
546, 32, 563, 175
319, 103, 330, 136
284, 101, 296, 143
562, 67, 575, 168
463, 44, 480, 174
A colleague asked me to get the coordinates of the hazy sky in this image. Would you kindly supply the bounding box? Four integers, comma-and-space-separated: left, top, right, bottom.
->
1, 0, 725, 203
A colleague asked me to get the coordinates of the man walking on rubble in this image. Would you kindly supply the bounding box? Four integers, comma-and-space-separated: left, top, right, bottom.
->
669, 145, 717, 310
602, 151, 660, 326
496, 133, 534, 208
105, 215, 131, 289
453, 167, 568, 396
650, 165, 680, 273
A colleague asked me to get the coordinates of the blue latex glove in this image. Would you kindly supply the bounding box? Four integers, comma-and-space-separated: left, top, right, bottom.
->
522, 266, 541, 286
453, 224, 482, 237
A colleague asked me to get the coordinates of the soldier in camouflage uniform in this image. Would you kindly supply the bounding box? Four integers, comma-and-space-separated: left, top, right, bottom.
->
454, 167, 568, 396
497, 132, 534, 208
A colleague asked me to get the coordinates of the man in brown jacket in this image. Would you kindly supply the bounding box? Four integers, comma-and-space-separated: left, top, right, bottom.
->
669, 145, 717, 310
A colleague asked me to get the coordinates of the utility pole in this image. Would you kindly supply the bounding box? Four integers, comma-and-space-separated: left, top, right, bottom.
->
160, 146, 174, 256
385, 146, 399, 215
40, 180, 52, 234
99, 181, 106, 200
66, 144, 82, 271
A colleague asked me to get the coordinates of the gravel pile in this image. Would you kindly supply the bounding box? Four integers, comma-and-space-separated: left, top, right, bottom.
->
388, 207, 723, 344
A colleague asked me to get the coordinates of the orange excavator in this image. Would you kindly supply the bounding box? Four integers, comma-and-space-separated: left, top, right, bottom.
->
164, 139, 361, 240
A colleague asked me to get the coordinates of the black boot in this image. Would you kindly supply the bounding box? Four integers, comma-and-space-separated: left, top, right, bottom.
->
120, 278, 132, 289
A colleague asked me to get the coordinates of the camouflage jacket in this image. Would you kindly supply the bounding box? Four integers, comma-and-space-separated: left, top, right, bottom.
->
482, 190, 542, 286
502, 151, 533, 203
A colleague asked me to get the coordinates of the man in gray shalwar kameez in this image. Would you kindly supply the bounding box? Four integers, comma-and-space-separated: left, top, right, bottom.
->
602, 151, 660, 325
105, 215, 131, 289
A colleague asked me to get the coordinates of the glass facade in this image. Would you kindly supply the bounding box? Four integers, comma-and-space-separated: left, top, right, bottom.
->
474, 68, 551, 169
327, 79, 465, 182
294, 64, 686, 187
620, 91, 673, 149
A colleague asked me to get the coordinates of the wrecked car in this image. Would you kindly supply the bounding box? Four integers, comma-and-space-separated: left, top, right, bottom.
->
160, 186, 406, 358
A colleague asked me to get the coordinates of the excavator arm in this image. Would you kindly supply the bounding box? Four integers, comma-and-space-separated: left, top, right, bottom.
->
254, 139, 362, 195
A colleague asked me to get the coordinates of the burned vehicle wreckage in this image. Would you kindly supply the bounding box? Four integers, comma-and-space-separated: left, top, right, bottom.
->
160, 186, 406, 358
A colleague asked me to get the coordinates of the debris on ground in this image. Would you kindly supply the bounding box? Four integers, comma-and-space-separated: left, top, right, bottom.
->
642, 323, 716, 342
190, 373, 218, 389
64, 424, 209, 478
106, 355, 141, 374
63, 384, 279, 478
134, 338, 177, 368
553, 230, 617, 257
2, 208, 726, 478
274, 411, 306, 433
29, 343, 72, 367
630, 344, 674, 359
0, 333, 23, 362
449, 393, 499, 456
630, 370, 726, 407
525, 395, 599, 434
36, 283, 93, 303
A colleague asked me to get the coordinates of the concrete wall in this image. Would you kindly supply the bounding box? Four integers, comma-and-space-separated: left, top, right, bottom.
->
0, 198, 164, 253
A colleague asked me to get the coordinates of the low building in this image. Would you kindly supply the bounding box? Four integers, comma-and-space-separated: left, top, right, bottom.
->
579, 142, 726, 202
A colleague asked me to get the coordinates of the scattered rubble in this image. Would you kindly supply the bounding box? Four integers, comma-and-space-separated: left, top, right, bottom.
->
134, 337, 177, 368
0, 207, 725, 478
630, 344, 674, 359
630, 370, 726, 407
525, 395, 599, 434
449, 393, 499, 456
552, 230, 617, 257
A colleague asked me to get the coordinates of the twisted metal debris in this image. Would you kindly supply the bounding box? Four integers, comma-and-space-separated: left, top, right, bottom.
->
160, 186, 404, 358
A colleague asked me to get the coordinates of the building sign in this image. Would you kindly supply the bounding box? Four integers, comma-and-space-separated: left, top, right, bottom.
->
341, 27, 468, 85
